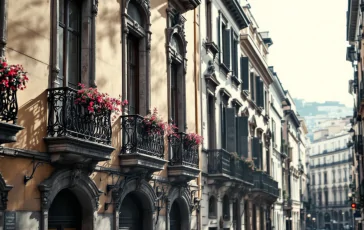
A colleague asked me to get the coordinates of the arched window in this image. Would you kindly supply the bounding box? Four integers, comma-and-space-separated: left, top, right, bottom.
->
166, 10, 187, 131
222, 195, 230, 220
127, 1, 143, 26
122, 0, 151, 115
208, 196, 217, 219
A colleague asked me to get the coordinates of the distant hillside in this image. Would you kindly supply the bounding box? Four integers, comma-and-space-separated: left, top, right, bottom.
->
294, 99, 351, 117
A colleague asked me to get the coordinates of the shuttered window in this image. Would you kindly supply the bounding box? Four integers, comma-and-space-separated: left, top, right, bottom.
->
236, 117, 249, 158
240, 57, 249, 90
207, 94, 216, 149
222, 28, 231, 68
225, 108, 236, 152
252, 137, 262, 169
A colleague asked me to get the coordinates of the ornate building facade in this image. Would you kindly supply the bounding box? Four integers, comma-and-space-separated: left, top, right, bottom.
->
0, 0, 201, 229
199, 2, 279, 230
309, 131, 353, 229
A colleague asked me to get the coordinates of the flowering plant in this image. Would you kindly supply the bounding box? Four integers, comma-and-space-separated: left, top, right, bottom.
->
142, 108, 175, 136
0, 57, 29, 91
74, 83, 128, 120
241, 156, 254, 169
184, 132, 203, 146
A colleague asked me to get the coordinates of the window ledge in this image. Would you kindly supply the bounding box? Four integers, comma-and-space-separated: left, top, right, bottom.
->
230, 75, 241, 87
219, 62, 231, 75
205, 41, 219, 58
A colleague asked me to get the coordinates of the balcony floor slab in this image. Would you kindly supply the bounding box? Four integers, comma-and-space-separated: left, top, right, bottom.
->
0, 122, 23, 144
44, 136, 115, 165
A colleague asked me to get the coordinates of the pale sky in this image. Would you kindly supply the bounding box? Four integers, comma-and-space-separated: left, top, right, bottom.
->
247, 0, 354, 107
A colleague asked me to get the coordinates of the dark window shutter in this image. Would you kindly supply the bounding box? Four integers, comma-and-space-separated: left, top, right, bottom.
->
260, 80, 264, 108
223, 29, 231, 68
221, 105, 226, 149
255, 76, 261, 106
259, 141, 263, 170
217, 17, 221, 61
236, 117, 249, 157
225, 108, 236, 152
241, 57, 249, 90
234, 41, 238, 76
252, 137, 260, 167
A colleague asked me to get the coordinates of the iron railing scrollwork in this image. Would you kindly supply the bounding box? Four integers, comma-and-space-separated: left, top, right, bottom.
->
253, 171, 279, 197
47, 87, 112, 145
169, 132, 199, 169
0, 86, 18, 124
207, 149, 231, 174
233, 160, 253, 184
120, 114, 164, 158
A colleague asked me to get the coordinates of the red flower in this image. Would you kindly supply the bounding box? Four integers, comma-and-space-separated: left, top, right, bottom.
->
0, 57, 29, 91
74, 83, 127, 121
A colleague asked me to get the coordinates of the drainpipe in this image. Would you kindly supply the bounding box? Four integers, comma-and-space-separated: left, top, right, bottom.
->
194, 6, 202, 230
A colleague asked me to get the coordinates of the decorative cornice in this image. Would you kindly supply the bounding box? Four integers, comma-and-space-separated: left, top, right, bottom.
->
220, 0, 250, 29
240, 34, 273, 86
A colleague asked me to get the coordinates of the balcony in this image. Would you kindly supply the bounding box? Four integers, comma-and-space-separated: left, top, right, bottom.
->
207, 149, 233, 182
232, 159, 254, 185
168, 132, 200, 182
250, 171, 279, 203
44, 87, 115, 165
119, 115, 167, 174
0, 87, 23, 144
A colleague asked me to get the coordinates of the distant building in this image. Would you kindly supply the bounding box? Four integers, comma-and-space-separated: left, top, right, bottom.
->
308, 125, 353, 229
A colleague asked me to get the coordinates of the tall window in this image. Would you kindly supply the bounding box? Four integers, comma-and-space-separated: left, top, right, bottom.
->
272, 119, 276, 146
324, 190, 328, 206
59, 0, 81, 88
207, 94, 216, 149
250, 73, 255, 100
312, 175, 315, 185
171, 63, 179, 127
122, 0, 150, 115
168, 31, 185, 130
205, 0, 212, 41
127, 35, 140, 114
332, 170, 335, 183
208, 196, 217, 218
324, 172, 327, 184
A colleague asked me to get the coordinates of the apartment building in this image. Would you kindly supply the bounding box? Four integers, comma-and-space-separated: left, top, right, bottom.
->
309, 131, 353, 229
199, 1, 279, 229
0, 0, 201, 229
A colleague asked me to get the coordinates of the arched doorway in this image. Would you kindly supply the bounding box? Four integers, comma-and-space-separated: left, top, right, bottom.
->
49, 189, 82, 230
170, 201, 181, 230
119, 192, 144, 229
167, 187, 191, 230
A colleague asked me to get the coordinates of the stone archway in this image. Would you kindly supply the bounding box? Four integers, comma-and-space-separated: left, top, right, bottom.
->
38, 169, 102, 230
0, 172, 12, 229
0, 172, 12, 210
114, 178, 157, 230
167, 186, 192, 230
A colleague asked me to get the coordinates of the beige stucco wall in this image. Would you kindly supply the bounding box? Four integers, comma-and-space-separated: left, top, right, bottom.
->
1, 0, 200, 217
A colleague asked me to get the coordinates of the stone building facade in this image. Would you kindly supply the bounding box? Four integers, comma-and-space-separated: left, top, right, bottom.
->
309, 132, 354, 229
199, 2, 279, 230
0, 0, 201, 229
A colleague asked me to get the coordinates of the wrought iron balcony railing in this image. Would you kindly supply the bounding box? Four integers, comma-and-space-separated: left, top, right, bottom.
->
169, 132, 199, 169
47, 87, 112, 145
253, 171, 279, 197
207, 149, 231, 175
120, 114, 164, 158
232, 160, 254, 184
0, 86, 18, 124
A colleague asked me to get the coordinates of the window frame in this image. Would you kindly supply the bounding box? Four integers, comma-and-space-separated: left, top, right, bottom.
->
51, 0, 98, 89
121, 0, 152, 116
166, 7, 188, 131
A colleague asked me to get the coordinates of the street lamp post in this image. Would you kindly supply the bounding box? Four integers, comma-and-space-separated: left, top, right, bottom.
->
312, 217, 316, 230
307, 214, 311, 229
